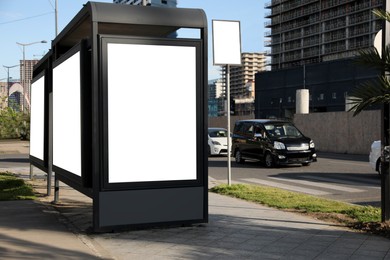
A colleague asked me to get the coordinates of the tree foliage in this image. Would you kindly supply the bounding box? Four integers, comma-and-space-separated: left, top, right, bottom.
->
0, 108, 30, 139
349, 10, 390, 116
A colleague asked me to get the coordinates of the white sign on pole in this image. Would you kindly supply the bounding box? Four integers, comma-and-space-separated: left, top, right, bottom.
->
212, 20, 242, 186
212, 20, 242, 65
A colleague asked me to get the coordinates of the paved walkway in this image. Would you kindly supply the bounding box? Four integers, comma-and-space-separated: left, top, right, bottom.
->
0, 140, 389, 259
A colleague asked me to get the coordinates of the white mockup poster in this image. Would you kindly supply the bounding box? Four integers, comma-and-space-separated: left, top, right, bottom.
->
107, 43, 197, 183
212, 20, 242, 65
52, 51, 82, 176
30, 76, 45, 160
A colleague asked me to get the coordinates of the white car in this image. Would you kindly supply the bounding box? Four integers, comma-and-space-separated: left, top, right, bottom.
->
369, 140, 381, 173
369, 140, 389, 174
208, 128, 230, 156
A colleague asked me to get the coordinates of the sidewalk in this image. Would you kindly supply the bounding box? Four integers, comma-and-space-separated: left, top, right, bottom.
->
1, 140, 390, 259
0, 139, 29, 154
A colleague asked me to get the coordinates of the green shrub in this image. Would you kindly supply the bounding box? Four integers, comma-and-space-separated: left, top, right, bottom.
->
0, 172, 35, 200
0, 108, 30, 139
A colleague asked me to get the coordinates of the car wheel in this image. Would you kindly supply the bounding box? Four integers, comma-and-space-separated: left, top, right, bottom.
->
302, 162, 310, 166
264, 153, 275, 168
235, 150, 245, 164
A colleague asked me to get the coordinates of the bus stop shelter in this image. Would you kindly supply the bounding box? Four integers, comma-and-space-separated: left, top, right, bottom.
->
31, 1, 208, 232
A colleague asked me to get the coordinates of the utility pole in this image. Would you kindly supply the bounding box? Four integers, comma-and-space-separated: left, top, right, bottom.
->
16, 41, 47, 112
3, 65, 18, 107
55, 0, 58, 36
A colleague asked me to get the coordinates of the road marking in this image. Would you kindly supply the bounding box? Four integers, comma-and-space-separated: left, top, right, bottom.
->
240, 178, 330, 196
303, 176, 380, 190
268, 177, 363, 193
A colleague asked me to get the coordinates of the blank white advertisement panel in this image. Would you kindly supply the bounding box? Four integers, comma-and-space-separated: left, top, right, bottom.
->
30, 76, 45, 160
107, 43, 197, 183
212, 20, 242, 65
52, 51, 82, 177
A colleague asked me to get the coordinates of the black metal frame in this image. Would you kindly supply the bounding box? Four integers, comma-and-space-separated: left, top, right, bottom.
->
51, 42, 92, 197
30, 70, 48, 172
99, 35, 204, 191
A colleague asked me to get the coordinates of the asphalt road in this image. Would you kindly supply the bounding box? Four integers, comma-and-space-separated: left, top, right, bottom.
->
0, 153, 30, 173
209, 152, 381, 207
0, 151, 382, 207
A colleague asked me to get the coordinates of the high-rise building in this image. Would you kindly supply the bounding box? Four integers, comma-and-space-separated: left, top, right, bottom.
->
222, 52, 267, 99
20, 59, 39, 111
208, 79, 225, 117
113, 0, 177, 8
208, 78, 224, 100
219, 53, 267, 116
265, 0, 383, 70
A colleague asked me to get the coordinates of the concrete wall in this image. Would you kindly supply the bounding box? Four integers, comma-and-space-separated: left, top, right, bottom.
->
209, 110, 381, 155
208, 115, 254, 132
293, 110, 381, 155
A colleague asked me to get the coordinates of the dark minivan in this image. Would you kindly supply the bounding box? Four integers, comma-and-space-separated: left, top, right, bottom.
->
232, 119, 317, 167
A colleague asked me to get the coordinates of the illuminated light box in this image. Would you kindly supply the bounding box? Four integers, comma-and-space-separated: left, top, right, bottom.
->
52, 49, 82, 177
30, 74, 45, 161
104, 39, 198, 184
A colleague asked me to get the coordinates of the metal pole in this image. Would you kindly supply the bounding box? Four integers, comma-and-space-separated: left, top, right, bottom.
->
54, 175, 59, 203
29, 164, 34, 180
22, 45, 25, 112
47, 92, 53, 196
51, 0, 57, 196
16, 41, 47, 112
55, 0, 58, 36
3, 65, 18, 107
227, 64, 232, 186
6, 69, 9, 106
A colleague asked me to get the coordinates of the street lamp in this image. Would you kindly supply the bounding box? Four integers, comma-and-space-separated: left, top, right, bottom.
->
3, 65, 19, 107
16, 40, 47, 112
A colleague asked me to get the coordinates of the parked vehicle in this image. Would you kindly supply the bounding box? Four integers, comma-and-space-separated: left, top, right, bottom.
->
369, 140, 389, 174
208, 127, 230, 156
232, 119, 317, 167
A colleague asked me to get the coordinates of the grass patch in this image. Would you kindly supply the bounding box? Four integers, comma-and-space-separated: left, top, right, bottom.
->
0, 172, 35, 200
210, 184, 382, 226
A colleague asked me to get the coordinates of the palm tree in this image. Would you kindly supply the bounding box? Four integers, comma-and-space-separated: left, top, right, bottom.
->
348, 9, 390, 116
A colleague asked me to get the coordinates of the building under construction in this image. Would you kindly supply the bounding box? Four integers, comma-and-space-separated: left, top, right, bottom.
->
265, 0, 383, 70
220, 52, 267, 116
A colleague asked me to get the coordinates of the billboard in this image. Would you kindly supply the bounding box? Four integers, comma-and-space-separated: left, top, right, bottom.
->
103, 37, 200, 185
52, 49, 82, 177
212, 20, 242, 65
30, 73, 45, 162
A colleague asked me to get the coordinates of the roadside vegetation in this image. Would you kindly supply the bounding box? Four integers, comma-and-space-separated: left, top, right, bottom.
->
0, 172, 35, 200
211, 184, 390, 237
348, 9, 390, 114
0, 108, 30, 140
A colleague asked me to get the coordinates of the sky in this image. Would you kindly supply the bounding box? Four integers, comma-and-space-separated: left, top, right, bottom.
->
0, 0, 266, 81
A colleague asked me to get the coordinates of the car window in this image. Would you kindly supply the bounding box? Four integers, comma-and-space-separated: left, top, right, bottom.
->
234, 122, 251, 135
264, 123, 302, 138
209, 129, 228, 138
234, 122, 245, 134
